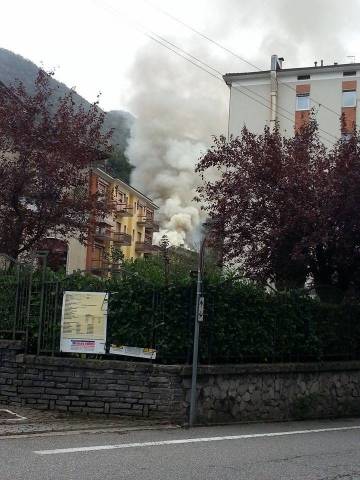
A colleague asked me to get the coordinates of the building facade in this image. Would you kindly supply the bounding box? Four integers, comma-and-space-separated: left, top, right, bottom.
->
65, 168, 159, 275
224, 55, 360, 145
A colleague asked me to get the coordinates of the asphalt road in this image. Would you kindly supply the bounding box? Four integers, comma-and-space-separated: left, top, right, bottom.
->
1, 418, 360, 479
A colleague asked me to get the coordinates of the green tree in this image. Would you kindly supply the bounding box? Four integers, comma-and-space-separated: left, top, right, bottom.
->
106, 147, 134, 184
159, 234, 171, 285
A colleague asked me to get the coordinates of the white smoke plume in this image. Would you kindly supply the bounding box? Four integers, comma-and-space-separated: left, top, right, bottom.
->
126, 43, 227, 246
125, 0, 360, 246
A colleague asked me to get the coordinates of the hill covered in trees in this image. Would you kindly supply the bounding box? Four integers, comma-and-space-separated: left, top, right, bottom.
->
0, 48, 134, 182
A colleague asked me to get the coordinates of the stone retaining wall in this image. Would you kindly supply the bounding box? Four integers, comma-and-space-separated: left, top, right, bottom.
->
179, 363, 360, 423
0, 340, 23, 405
0, 341, 185, 420
1, 341, 360, 424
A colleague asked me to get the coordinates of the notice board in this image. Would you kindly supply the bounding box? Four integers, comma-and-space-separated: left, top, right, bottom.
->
60, 291, 108, 354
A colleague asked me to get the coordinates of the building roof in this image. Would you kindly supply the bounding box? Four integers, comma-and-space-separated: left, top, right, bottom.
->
95, 168, 159, 210
223, 62, 360, 85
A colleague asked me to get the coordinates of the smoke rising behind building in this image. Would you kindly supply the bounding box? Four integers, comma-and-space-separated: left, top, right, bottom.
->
125, 0, 360, 245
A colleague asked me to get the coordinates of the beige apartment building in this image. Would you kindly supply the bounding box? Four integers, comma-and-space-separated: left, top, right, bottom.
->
44, 168, 159, 275
224, 55, 360, 145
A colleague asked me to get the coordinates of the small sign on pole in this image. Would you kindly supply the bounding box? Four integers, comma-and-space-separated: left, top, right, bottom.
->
60, 291, 108, 354
198, 296, 205, 322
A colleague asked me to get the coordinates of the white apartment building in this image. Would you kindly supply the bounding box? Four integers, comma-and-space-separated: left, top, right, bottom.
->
224, 55, 360, 146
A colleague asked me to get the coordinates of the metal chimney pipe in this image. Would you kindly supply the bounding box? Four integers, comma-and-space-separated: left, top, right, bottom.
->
270, 55, 279, 130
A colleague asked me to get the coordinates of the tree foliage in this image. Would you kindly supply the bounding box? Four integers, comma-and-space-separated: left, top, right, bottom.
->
0, 70, 112, 258
196, 119, 360, 302
105, 147, 134, 184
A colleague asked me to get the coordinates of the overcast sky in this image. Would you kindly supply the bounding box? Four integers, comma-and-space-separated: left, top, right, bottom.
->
2, 0, 360, 244
2, 0, 360, 114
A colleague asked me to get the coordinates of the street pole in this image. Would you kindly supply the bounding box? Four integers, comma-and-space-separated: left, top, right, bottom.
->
189, 233, 206, 427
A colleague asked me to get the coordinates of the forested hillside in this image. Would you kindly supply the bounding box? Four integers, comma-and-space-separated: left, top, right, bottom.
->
0, 48, 134, 182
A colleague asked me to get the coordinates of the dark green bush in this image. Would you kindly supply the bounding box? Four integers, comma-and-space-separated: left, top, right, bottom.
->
2, 266, 360, 364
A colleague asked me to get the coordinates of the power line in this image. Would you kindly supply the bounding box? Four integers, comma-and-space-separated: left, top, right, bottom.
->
91, 0, 336, 147
143, 0, 342, 119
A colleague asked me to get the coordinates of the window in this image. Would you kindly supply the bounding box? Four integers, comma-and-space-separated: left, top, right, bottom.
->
341, 132, 353, 142
296, 94, 310, 111
343, 71, 356, 77
297, 74, 310, 80
342, 90, 357, 107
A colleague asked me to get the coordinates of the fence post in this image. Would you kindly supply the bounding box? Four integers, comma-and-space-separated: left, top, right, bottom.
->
24, 270, 33, 354
12, 262, 21, 339
51, 281, 60, 356
37, 253, 48, 355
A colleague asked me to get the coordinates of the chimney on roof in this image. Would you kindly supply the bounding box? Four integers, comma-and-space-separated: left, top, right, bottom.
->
271, 54, 283, 71
314, 61, 318, 67
320, 59, 324, 67
334, 62, 338, 65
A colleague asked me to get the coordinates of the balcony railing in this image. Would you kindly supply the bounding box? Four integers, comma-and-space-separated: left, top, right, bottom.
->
111, 232, 132, 246
88, 259, 123, 274
151, 221, 160, 232
137, 216, 160, 232
93, 229, 132, 246
88, 259, 109, 273
135, 241, 159, 253
112, 202, 133, 217
93, 228, 112, 242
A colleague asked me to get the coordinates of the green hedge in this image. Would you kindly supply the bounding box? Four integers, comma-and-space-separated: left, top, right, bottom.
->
2, 269, 360, 363
61, 274, 360, 364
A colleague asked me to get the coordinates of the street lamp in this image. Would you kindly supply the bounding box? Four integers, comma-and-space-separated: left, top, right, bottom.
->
189, 223, 209, 427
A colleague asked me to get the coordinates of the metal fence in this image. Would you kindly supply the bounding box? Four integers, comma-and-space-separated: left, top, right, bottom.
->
1, 252, 360, 363
0, 254, 33, 345
0, 253, 63, 355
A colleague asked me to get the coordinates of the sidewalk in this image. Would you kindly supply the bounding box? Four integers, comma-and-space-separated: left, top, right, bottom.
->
0, 404, 176, 437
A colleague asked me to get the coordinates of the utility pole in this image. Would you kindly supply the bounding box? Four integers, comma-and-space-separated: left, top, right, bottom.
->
189, 230, 207, 427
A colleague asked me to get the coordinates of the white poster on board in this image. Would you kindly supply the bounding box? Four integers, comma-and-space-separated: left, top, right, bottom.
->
110, 345, 157, 360
60, 291, 108, 354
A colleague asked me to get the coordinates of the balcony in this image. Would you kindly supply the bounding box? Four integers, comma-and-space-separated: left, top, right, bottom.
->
113, 202, 133, 217
92, 228, 132, 246
93, 227, 112, 242
88, 258, 109, 274
137, 216, 160, 232
135, 241, 159, 254
95, 214, 113, 227
88, 259, 123, 275
111, 232, 132, 246
150, 221, 160, 232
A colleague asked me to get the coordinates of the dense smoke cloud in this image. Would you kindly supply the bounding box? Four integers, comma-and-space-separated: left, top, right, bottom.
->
126, 43, 227, 245
126, 0, 360, 245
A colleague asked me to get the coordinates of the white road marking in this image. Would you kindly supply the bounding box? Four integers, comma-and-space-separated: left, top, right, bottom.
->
34, 424, 360, 455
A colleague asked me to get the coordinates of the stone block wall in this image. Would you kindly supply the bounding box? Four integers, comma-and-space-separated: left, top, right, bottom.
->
1, 340, 360, 424
14, 354, 185, 420
0, 340, 185, 420
0, 340, 22, 405
179, 363, 360, 424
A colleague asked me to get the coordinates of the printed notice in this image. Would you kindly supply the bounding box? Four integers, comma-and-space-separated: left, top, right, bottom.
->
60, 291, 108, 354
109, 345, 157, 360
